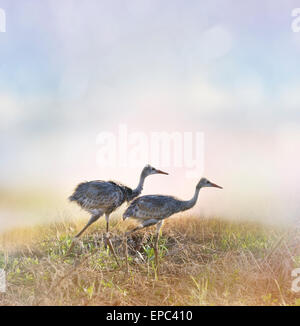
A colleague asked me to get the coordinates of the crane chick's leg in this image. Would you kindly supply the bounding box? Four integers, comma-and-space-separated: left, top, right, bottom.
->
105, 213, 110, 233
154, 220, 163, 267
124, 233, 129, 275
125, 219, 159, 237
124, 219, 159, 273
103, 213, 110, 249
104, 213, 120, 267
66, 213, 102, 255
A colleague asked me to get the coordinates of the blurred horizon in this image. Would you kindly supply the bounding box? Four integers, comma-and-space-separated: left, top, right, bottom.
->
1, 0, 300, 230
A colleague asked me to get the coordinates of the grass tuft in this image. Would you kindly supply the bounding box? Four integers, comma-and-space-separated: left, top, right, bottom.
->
0, 216, 299, 306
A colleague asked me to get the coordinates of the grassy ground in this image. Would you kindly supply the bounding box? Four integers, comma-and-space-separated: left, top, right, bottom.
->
0, 215, 300, 306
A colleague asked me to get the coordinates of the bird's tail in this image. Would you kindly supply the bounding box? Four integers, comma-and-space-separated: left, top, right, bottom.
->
68, 194, 77, 202
68, 182, 87, 202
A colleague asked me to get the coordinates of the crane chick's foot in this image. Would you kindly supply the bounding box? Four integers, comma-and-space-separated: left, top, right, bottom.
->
135, 232, 147, 252
65, 237, 83, 256
103, 232, 111, 249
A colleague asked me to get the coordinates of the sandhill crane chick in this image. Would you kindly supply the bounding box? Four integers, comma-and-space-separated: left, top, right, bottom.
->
123, 178, 222, 266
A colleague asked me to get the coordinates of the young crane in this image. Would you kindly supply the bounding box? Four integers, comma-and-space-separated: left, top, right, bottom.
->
67, 165, 168, 255
123, 177, 223, 267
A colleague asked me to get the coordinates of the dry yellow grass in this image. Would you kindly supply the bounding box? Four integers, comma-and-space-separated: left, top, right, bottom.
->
1, 216, 300, 306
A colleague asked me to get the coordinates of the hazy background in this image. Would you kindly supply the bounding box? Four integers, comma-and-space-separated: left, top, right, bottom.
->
1, 0, 300, 231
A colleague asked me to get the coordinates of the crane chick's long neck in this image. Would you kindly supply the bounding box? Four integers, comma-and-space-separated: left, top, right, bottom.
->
132, 172, 147, 197
180, 186, 201, 211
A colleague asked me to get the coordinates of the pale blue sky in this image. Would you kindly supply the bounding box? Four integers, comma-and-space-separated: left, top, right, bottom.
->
1, 1, 300, 224
0, 1, 299, 130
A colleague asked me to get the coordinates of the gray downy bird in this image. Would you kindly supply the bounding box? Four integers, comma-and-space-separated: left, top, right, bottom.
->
67, 164, 168, 254
123, 177, 222, 266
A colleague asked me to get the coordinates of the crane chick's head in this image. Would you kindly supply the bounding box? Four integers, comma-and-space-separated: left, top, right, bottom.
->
142, 164, 169, 177
197, 177, 223, 189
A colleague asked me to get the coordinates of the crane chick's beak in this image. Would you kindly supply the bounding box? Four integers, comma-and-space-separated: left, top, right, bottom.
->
155, 169, 169, 175
210, 182, 223, 189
